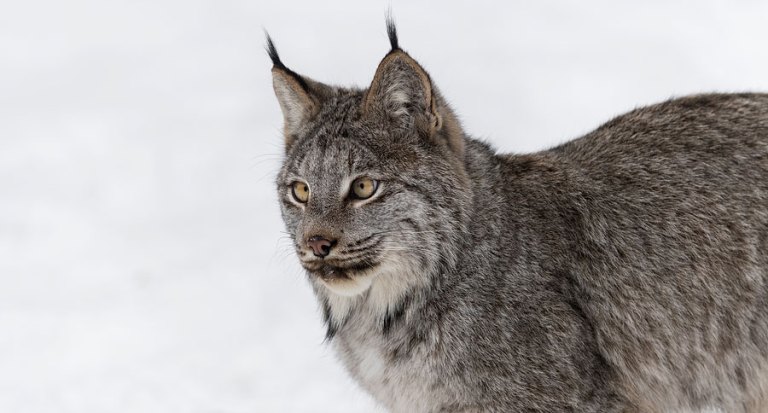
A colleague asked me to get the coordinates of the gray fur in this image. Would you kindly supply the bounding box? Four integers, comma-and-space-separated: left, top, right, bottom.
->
270, 25, 768, 412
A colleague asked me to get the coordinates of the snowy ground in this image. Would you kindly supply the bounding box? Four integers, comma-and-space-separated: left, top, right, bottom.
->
2, 1, 768, 412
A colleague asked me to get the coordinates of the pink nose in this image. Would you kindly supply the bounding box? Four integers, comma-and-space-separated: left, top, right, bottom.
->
307, 235, 335, 257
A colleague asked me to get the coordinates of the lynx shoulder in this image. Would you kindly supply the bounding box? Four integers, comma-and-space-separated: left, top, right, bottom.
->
269, 19, 768, 413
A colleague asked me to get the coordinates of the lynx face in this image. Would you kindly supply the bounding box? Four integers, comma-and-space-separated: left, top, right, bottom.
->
278, 113, 424, 297
277, 94, 463, 301
270, 28, 470, 306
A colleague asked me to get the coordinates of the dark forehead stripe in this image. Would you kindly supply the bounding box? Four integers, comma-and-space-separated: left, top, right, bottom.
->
288, 125, 381, 180
286, 121, 327, 176
286, 135, 367, 188
316, 137, 379, 180
334, 106, 351, 137
336, 134, 382, 176
287, 95, 359, 173
313, 93, 359, 131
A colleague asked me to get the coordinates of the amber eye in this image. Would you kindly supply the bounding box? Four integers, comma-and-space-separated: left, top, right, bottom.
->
291, 181, 310, 203
350, 177, 378, 200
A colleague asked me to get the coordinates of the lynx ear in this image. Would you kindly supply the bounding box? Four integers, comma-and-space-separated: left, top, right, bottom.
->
267, 35, 325, 149
363, 21, 441, 133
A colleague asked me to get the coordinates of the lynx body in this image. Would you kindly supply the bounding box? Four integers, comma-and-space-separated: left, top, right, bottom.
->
270, 22, 768, 412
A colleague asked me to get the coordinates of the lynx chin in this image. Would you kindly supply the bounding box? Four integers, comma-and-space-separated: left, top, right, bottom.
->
268, 19, 768, 413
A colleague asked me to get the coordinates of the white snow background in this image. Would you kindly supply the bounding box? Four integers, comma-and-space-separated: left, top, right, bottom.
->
2, 1, 768, 412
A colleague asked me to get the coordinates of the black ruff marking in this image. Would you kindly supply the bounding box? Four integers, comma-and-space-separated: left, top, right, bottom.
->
382, 293, 411, 335
322, 300, 337, 341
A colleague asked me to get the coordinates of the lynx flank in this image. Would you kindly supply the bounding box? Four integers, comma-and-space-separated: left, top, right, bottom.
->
269, 21, 768, 412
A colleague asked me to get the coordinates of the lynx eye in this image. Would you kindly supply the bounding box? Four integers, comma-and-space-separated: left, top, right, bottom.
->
291, 181, 310, 203
350, 177, 378, 200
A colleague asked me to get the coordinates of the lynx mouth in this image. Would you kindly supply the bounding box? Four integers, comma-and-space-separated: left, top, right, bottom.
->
304, 260, 380, 281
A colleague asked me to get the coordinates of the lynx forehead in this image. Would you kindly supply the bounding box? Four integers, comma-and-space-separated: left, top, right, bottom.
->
269, 18, 768, 413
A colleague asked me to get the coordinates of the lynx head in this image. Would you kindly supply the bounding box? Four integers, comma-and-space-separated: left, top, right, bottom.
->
271, 20, 471, 330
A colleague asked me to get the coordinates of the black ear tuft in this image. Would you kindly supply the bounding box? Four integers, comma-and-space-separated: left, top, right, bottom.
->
265, 32, 284, 68
265, 32, 310, 92
386, 14, 399, 51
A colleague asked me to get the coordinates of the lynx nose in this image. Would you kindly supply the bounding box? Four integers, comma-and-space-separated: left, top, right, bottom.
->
307, 235, 336, 258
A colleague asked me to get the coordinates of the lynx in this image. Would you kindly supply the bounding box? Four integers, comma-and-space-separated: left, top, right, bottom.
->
269, 20, 768, 412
